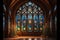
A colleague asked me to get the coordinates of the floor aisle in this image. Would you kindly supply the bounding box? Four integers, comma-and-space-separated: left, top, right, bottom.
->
3, 36, 56, 40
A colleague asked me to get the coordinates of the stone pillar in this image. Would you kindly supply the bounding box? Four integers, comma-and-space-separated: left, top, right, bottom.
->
9, 15, 13, 37
13, 12, 17, 37
52, 16, 56, 37
44, 10, 49, 36
4, 10, 8, 38
9, 10, 15, 37
43, 12, 48, 36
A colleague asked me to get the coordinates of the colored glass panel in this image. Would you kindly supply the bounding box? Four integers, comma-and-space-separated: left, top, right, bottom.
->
22, 15, 26, 20
28, 14, 32, 19
34, 15, 38, 20
21, 23, 26, 31
28, 24, 32, 32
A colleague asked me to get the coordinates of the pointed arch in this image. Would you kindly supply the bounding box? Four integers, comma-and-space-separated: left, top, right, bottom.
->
10, 0, 48, 16
15, 1, 44, 33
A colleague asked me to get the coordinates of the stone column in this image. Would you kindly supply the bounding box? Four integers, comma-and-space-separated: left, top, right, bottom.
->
52, 16, 55, 37
13, 12, 17, 37
44, 10, 49, 36
9, 10, 15, 37
4, 9, 9, 38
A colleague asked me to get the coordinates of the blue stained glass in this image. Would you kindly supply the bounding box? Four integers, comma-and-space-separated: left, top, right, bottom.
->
28, 24, 32, 32
39, 15, 44, 19
16, 15, 20, 22
34, 24, 39, 32
16, 1, 44, 32
28, 2, 32, 6
39, 15, 44, 18
22, 15, 26, 20
16, 15, 20, 19
39, 15, 44, 23
28, 14, 32, 19
39, 15, 41, 18
42, 15, 44, 19
34, 15, 38, 20
41, 16, 44, 22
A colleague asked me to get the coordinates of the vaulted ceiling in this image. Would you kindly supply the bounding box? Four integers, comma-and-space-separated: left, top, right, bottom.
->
3, 0, 57, 16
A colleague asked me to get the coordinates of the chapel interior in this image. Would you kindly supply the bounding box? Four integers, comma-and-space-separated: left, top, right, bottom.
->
3, 0, 57, 40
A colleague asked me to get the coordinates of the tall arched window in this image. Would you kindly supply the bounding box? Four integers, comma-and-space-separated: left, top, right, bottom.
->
3, 13, 5, 31
21, 14, 26, 31
16, 1, 44, 32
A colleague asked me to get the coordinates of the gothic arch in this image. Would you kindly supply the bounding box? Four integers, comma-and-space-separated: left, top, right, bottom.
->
10, 0, 48, 15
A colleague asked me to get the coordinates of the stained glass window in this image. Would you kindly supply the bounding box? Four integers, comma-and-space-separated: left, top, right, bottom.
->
28, 24, 32, 32
16, 1, 44, 32
21, 14, 26, 32
33, 14, 38, 23
28, 14, 32, 19
34, 24, 39, 32
16, 14, 20, 22
39, 14, 44, 23
22, 14, 26, 20
21, 23, 26, 31
16, 13, 21, 31
39, 14, 44, 31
